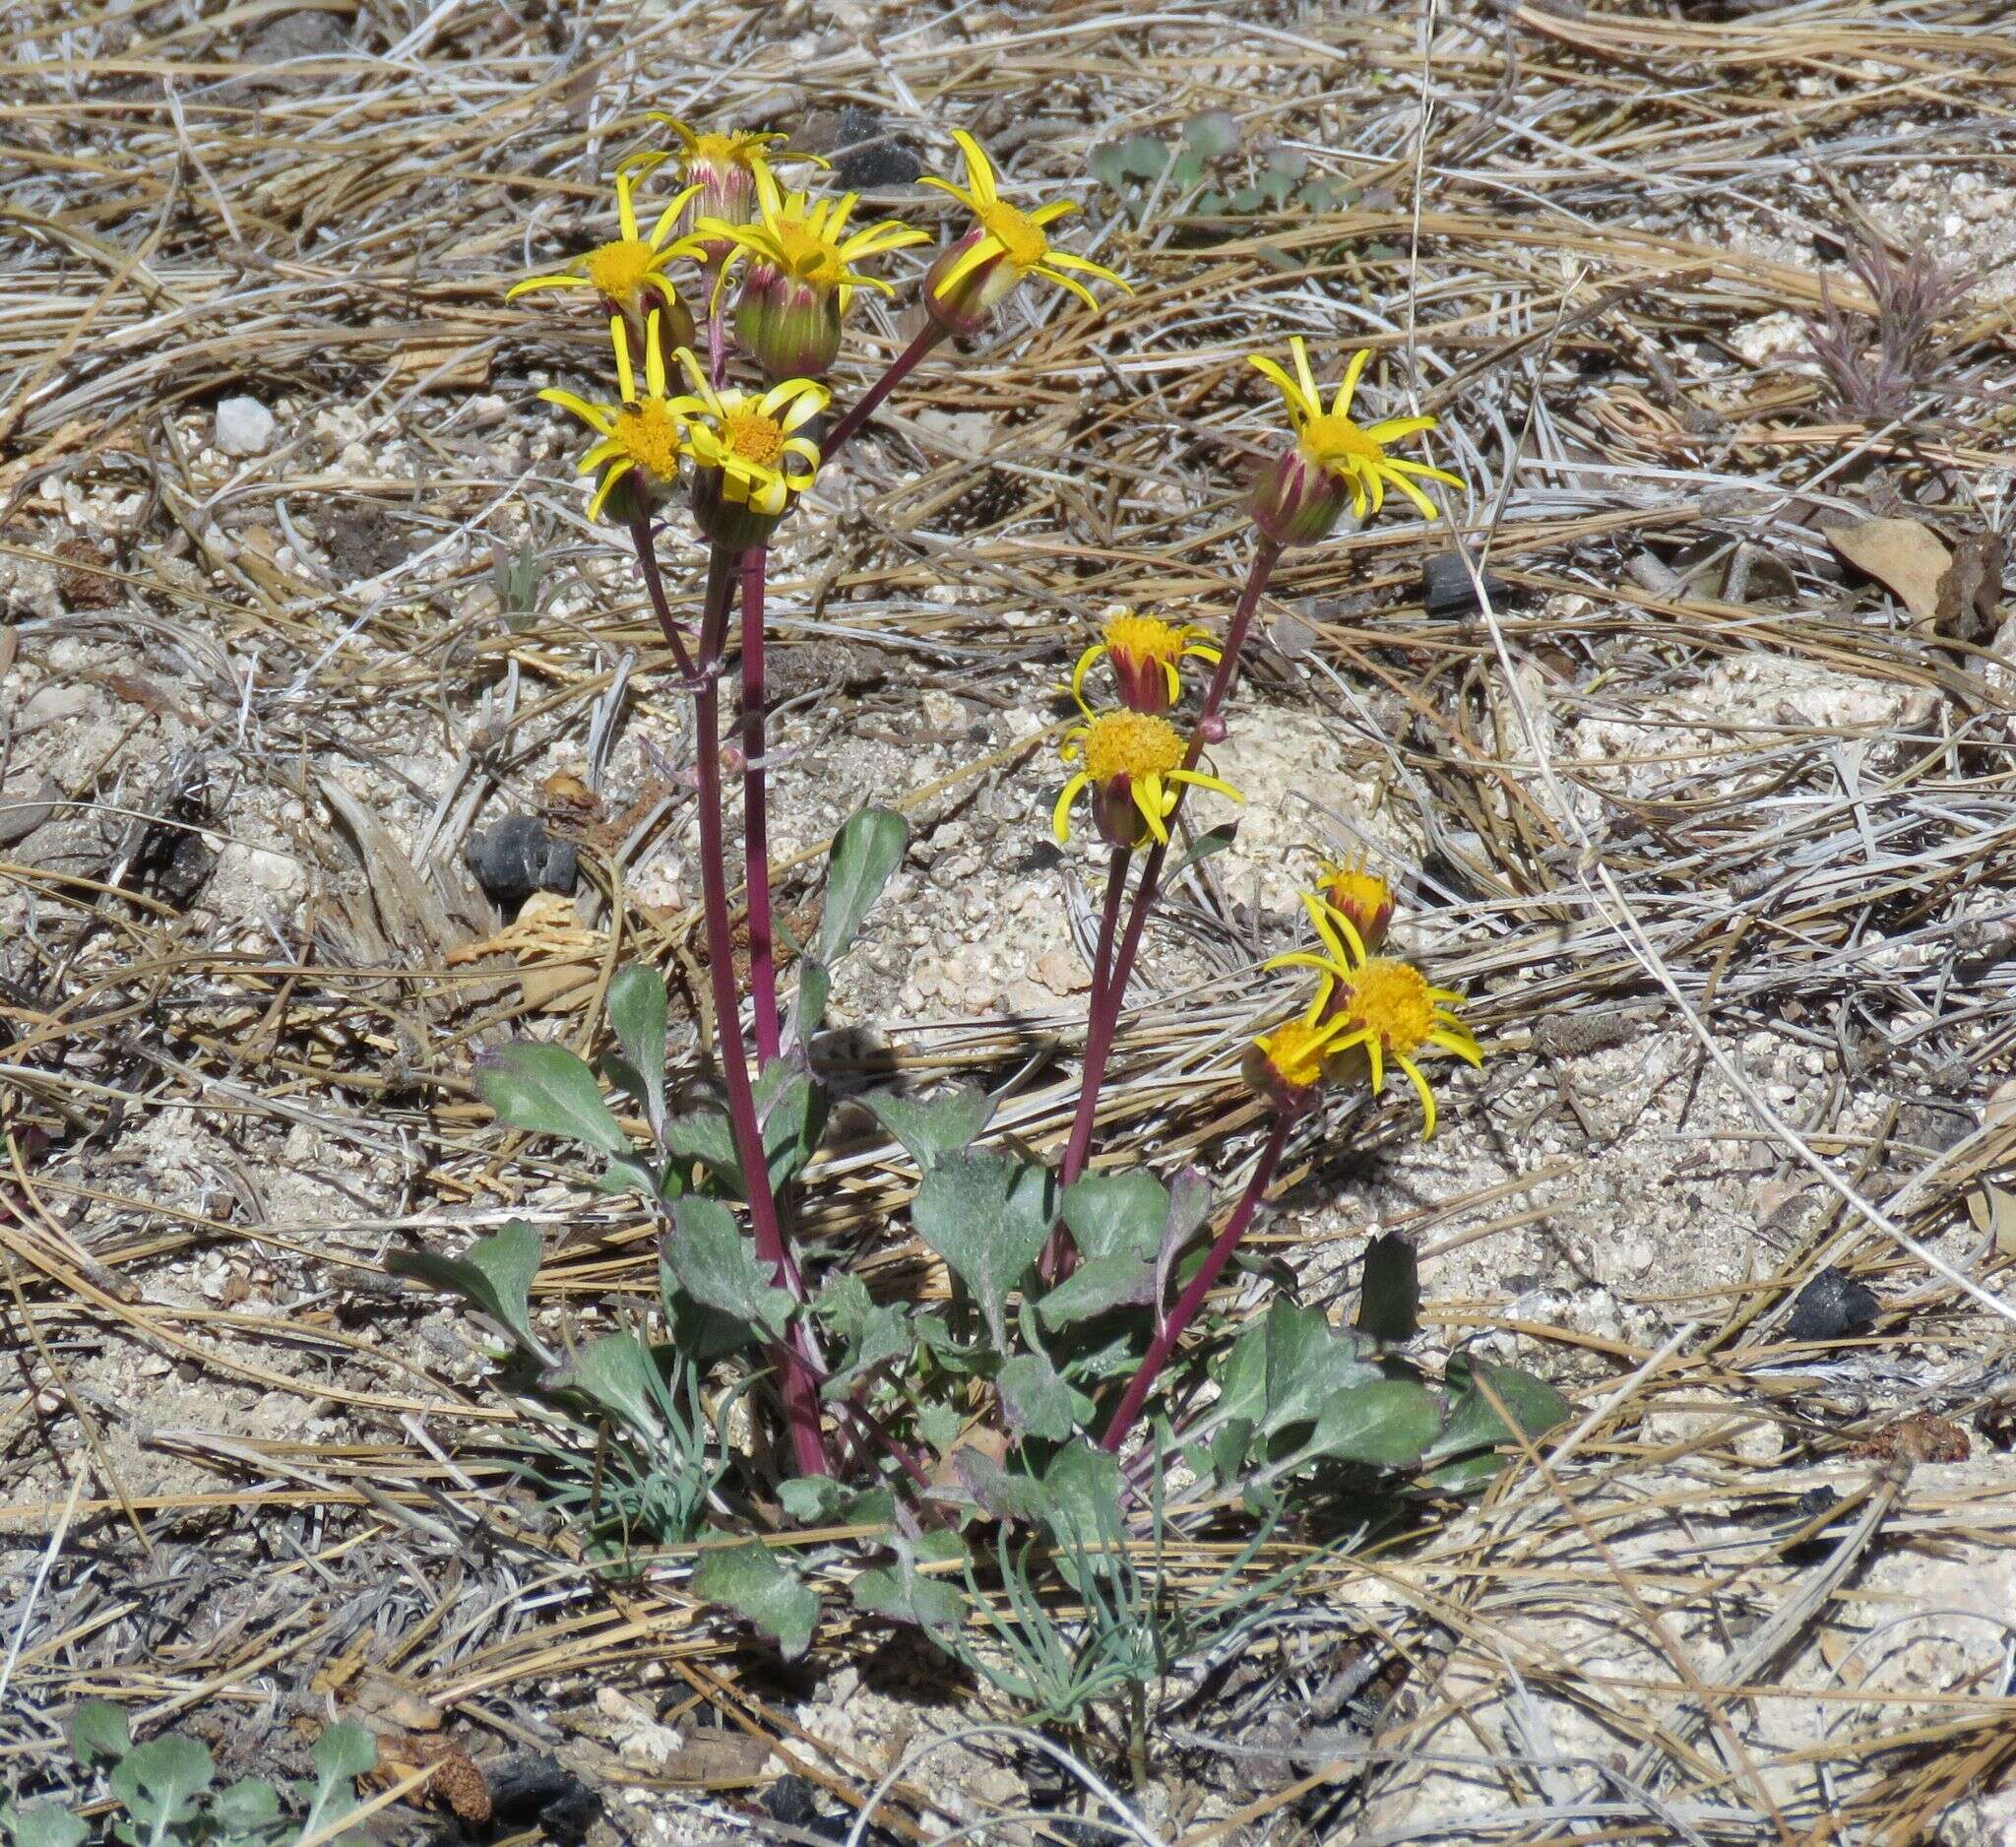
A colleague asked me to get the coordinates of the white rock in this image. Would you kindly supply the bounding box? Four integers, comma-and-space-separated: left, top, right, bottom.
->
215, 396, 278, 457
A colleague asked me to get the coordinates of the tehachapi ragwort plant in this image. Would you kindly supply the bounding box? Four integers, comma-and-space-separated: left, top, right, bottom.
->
393, 114, 1569, 1722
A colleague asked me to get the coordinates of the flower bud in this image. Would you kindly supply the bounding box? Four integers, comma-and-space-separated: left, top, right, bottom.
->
733, 263, 843, 380
1196, 714, 1228, 745
1091, 775, 1152, 851
1250, 444, 1352, 548
596, 462, 662, 527
1318, 860, 1395, 957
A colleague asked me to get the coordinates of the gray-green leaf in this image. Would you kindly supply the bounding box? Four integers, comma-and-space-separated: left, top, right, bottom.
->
692, 1542, 819, 1660
1061, 1170, 1166, 1264
912, 1150, 1056, 1350
605, 965, 669, 1138
384, 1221, 543, 1355
1263, 1299, 1381, 1435
1422, 1361, 1571, 1469
477, 1042, 629, 1156
996, 1353, 1093, 1443
1037, 1253, 1156, 1330
862, 1086, 994, 1172
1307, 1378, 1439, 1467
818, 806, 908, 966
567, 1334, 663, 1437
7, 1806, 88, 1847
666, 1196, 793, 1339
850, 1533, 968, 1634
108, 1736, 213, 1828
69, 1698, 131, 1768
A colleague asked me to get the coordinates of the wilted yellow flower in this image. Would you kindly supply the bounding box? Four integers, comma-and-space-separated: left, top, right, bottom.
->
538, 311, 689, 522
703, 167, 928, 376
1242, 1012, 1353, 1115
1070, 610, 1221, 718
921, 130, 1129, 334
1052, 709, 1241, 851
1248, 337, 1464, 544
507, 164, 699, 341
668, 350, 827, 548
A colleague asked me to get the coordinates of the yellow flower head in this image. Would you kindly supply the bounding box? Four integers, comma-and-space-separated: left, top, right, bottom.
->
705, 166, 928, 313
1318, 957, 1482, 1140
646, 115, 826, 257
1070, 609, 1222, 718
1248, 337, 1465, 544
921, 130, 1129, 333
668, 350, 827, 546
538, 311, 690, 522
507, 164, 701, 328
1315, 856, 1396, 956
1053, 709, 1242, 852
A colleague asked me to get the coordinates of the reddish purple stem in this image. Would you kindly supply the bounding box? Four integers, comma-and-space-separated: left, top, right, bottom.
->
643, 542, 828, 1479
1100, 1112, 1290, 1453
1056, 538, 1283, 1200
740, 546, 780, 1064
818, 322, 947, 465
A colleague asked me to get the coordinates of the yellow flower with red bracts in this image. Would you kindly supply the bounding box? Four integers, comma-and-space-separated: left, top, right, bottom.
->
1052, 709, 1241, 851
1265, 888, 1372, 1007
667, 350, 827, 548
1248, 337, 1465, 545
506, 164, 700, 331
538, 311, 690, 522
1070, 610, 1221, 718
921, 130, 1129, 334
702, 166, 928, 376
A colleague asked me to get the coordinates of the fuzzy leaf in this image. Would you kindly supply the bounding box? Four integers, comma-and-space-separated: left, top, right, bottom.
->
1117, 135, 1170, 179
108, 1736, 213, 1828
660, 1254, 761, 1363
1040, 1441, 1125, 1547
662, 1105, 739, 1178
851, 1533, 968, 1633
211, 1777, 283, 1834
1060, 1170, 1166, 1264
952, 1447, 1053, 1521
605, 965, 669, 1136
1355, 1232, 1420, 1344
1036, 1254, 1156, 1329
692, 1543, 819, 1660
754, 1061, 827, 1190
812, 1277, 911, 1400
666, 1197, 793, 1339
1263, 1299, 1380, 1434
476, 1042, 628, 1156
819, 806, 908, 966
1423, 1360, 1571, 1470
6, 1807, 88, 1847
862, 1086, 994, 1172
793, 957, 832, 1043
311, 1721, 378, 1788
568, 1334, 662, 1437
1308, 1379, 1439, 1467
384, 1221, 542, 1353
1183, 110, 1239, 158
912, 1150, 1056, 1350
69, 1699, 131, 1768
996, 1353, 1093, 1442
